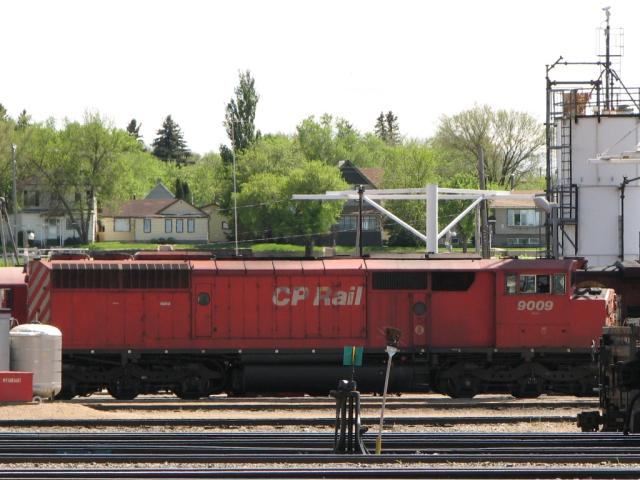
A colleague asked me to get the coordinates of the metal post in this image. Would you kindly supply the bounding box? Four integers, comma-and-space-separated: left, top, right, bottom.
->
357, 186, 364, 257
375, 345, 397, 455
477, 146, 490, 258
426, 184, 438, 254
11, 145, 18, 241
232, 150, 239, 257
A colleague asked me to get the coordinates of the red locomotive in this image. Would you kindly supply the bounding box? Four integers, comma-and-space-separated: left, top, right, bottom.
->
1, 254, 617, 399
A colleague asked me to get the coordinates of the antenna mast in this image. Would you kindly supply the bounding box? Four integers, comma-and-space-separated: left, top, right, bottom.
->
603, 6, 612, 110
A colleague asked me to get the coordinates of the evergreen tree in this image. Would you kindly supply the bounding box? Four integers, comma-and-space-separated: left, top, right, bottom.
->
219, 144, 235, 165
126, 119, 142, 140
0, 104, 7, 121
224, 70, 260, 152
174, 178, 191, 201
16, 109, 31, 130
151, 115, 190, 164
385, 111, 400, 145
374, 112, 387, 141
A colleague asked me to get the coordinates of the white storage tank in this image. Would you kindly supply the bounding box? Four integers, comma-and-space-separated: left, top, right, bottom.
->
0, 309, 12, 371
10, 324, 62, 399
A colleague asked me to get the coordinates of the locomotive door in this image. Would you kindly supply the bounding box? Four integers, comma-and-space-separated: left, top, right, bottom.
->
410, 292, 428, 347
193, 283, 213, 337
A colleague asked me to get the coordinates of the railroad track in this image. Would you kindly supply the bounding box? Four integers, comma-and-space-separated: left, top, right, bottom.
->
3, 433, 640, 479
6, 467, 640, 479
0, 432, 638, 461
0, 415, 575, 428
84, 399, 597, 411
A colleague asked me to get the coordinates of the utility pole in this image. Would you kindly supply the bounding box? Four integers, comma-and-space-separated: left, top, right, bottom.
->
477, 146, 490, 258
11, 145, 18, 241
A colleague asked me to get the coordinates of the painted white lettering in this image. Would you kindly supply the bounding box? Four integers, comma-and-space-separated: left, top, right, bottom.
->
273, 287, 291, 306
354, 286, 363, 306
332, 291, 348, 306
291, 287, 309, 305
314, 286, 332, 306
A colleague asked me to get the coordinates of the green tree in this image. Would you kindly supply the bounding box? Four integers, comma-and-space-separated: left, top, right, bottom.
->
233, 160, 347, 247
174, 178, 191, 201
179, 152, 227, 206
126, 119, 142, 141
381, 142, 440, 246
374, 111, 400, 146
224, 70, 260, 152
385, 111, 400, 145
374, 112, 387, 141
434, 105, 544, 187
0, 104, 7, 121
16, 110, 31, 130
24, 113, 139, 243
152, 115, 190, 164
439, 173, 480, 252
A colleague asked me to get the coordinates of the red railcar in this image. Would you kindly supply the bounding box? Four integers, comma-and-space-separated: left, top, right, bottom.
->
9, 255, 618, 399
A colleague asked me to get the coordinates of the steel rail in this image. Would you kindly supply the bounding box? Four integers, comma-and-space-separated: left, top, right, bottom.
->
5, 467, 640, 479
85, 400, 597, 411
0, 415, 575, 428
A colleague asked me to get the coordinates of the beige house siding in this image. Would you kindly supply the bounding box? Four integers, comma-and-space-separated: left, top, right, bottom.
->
159, 200, 201, 216
134, 217, 209, 242
99, 217, 135, 242
201, 205, 230, 243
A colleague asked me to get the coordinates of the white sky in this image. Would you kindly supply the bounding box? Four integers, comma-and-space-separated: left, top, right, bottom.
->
2, 0, 639, 154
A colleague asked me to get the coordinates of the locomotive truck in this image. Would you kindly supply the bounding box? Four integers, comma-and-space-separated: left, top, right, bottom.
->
1, 253, 617, 400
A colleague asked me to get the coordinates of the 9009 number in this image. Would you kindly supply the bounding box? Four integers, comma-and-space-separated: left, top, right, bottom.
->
517, 300, 554, 311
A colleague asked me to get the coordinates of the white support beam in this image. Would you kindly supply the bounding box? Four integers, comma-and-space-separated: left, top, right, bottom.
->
362, 196, 427, 243
426, 184, 438, 254
437, 196, 484, 240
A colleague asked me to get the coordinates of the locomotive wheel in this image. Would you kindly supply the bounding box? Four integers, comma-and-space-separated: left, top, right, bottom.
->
107, 377, 141, 400
511, 377, 542, 399
55, 382, 77, 400
439, 375, 477, 399
173, 376, 208, 400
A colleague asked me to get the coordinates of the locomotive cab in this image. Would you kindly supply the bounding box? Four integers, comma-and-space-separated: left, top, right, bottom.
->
496, 260, 615, 349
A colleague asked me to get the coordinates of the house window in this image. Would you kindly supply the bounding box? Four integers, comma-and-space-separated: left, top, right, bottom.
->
507, 209, 540, 227
23, 190, 40, 207
339, 216, 357, 232
143, 218, 151, 233
165, 219, 172, 233
187, 219, 195, 233
363, 215, 378, 231
114, 218, 130, 232
176, 219, 184, 233
66, 217, 79, 231
339, 215, 377, 232
221, 221, 229, 230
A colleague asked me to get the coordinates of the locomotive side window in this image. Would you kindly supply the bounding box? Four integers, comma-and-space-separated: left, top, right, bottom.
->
519, 274, 536, 293
505, 274, 516, 294
552, 274, 566, 294
536, 275, 550, 293
431, 272, 475, 291
518, 274, 553, 294
372, 272, 427, 290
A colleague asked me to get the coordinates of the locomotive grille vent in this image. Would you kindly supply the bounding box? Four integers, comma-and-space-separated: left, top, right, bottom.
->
431, 272, 475, 291
372, 272, 427, 290
52, 263, 190, 289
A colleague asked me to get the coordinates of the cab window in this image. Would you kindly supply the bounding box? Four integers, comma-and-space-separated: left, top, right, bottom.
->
519, 274, 536, 293
552, 274, 566, 294
505, 274, 517, 294
536, 275, 550, 293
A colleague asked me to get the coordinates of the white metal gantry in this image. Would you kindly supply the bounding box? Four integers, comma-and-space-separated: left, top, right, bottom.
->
293, 185, 551, 254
